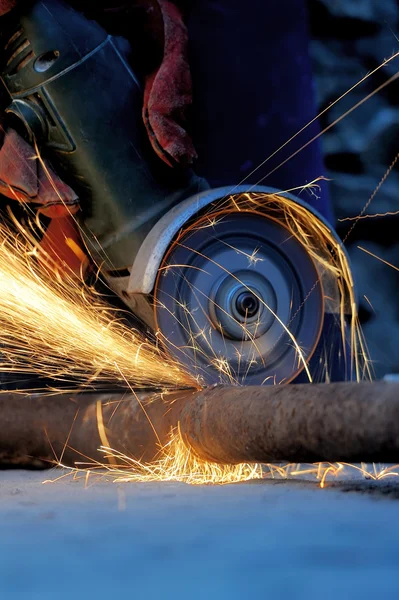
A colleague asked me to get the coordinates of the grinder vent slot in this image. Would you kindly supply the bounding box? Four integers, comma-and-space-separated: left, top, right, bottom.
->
3, 27, 34, 76
4, 28, 23, 51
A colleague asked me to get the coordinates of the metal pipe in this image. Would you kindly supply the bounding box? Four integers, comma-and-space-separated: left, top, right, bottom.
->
179, 382, 399, 464
0, 389, 189, 468
1, 382, 399, 468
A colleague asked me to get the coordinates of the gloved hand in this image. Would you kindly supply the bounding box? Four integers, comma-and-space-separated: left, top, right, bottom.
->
0, 129, 79, 219
141, 0, 197, 167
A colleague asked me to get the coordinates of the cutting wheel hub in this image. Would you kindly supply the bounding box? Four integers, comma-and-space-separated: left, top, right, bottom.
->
235, 291, 259, 319
210, 268, 276, 339
155, 210, 324, 385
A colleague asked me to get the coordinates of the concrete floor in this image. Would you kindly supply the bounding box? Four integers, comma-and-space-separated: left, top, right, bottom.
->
0, 471, 399, 599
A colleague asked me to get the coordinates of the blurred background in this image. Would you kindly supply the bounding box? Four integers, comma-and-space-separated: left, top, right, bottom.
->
308, 0, 399, 379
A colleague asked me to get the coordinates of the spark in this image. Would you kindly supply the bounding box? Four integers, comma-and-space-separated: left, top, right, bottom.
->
320, 465, 337, 489
46, 425, 264, 486
264, 461, 399, 488
192, 216, 224, 231
339, 151, 399, 233
96, 400, 116, 466
0, 221, 195, 391
211, 357, 237, 384
363, 295, 376, 314
44, 436, 399, 488
339, 209, 399, 222
219, 239, 265, 266
358, 246, 399, 273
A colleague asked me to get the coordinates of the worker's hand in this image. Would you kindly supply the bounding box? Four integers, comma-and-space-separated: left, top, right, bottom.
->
0, 128, 79, 219
142, 1, 197, 168
97, 0, 197, 168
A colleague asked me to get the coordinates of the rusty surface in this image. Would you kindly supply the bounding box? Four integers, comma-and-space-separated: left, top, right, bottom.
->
0, 390, 190, 468
179, 382, 399, 464
1, 382, 399, 468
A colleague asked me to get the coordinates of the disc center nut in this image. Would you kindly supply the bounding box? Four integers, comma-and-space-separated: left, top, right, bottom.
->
235, 291, 260, 319
210, 269, 277, 340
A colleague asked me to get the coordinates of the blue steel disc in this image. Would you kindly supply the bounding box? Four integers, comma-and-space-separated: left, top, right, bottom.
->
154, 211, 324, 385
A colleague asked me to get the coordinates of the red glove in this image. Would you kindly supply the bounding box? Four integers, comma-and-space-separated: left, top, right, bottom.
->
142, 1, 197, 167
0, 0, 16, 14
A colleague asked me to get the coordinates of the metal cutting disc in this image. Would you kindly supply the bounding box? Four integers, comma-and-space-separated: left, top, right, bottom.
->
154, 210, 324, 385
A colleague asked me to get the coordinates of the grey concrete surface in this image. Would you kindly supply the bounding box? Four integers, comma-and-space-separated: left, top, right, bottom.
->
0, 471, 399, 599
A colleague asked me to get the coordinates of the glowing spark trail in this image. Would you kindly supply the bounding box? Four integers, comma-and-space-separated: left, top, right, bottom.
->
358, 246, 399, 273
0, 222, 195, 391
48, 439, 399, 489
338, 151, 399, 227
98, 426, 264, 486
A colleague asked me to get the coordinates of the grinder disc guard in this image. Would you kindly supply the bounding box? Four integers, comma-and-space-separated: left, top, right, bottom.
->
155, 210, 324, 385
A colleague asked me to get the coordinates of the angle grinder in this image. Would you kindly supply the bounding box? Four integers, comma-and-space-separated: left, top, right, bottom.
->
0, 0, 354, 385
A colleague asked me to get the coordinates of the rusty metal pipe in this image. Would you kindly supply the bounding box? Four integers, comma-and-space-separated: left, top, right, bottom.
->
1, 382, 399, 468
179, 382, 399, 464
0, 390, 189, 468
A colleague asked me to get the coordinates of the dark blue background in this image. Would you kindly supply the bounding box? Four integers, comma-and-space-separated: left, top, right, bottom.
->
188, 0, 333, 223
